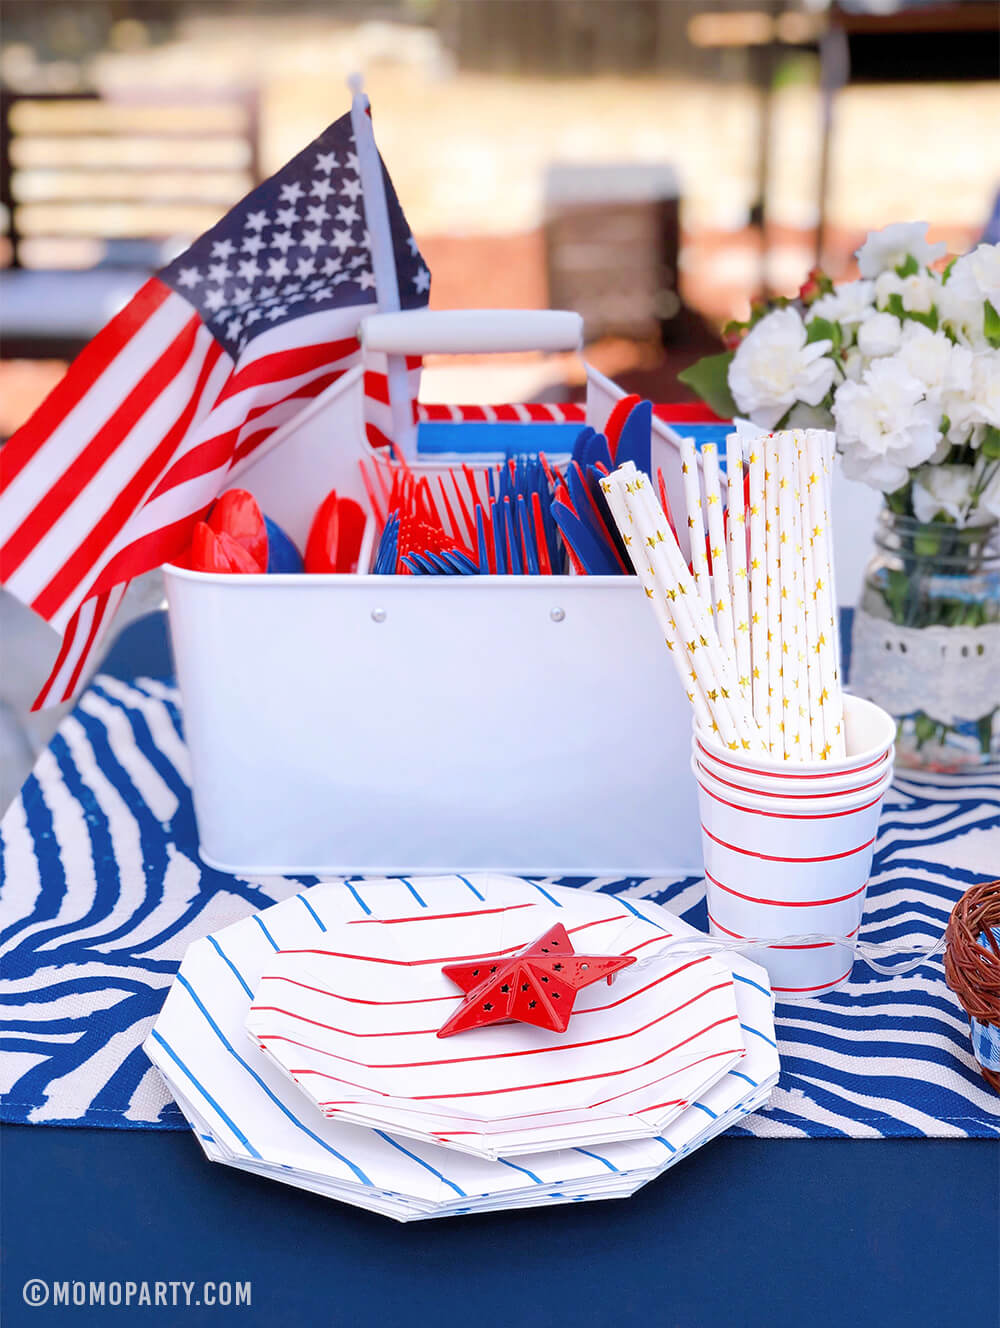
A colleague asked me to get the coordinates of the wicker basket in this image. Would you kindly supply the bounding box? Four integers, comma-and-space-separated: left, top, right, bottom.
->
944, 879, 1000, 1092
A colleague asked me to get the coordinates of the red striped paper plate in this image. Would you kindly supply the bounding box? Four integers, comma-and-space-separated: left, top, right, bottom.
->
246, 876, 744, 1160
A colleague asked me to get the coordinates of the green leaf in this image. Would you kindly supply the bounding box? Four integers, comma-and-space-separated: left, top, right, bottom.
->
910, 306, 939, 331
941, 256, 957, 284
885, 290, 937, 331
806, 316, 835, 345
677, 352, 737, 420
914, 712, 937, 749
985, 300, 1000, 349
895, 254, 920, 278
982, 425, 1000, 459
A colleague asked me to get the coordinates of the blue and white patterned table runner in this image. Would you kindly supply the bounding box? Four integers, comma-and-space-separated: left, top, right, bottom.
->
1, 672, 998, 1137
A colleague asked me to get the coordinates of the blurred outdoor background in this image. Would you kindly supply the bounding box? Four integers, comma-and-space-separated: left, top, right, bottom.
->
3, 0, 999, 422
1, 0, 998, 805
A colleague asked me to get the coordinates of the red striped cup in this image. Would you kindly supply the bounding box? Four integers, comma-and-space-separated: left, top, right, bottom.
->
691, 721, 894, 998
695, 693, 896, 788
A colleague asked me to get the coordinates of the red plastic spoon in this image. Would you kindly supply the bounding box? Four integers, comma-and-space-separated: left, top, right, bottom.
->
207, 489, 268, 570
189, 521, 263, 574
304, 491, 368, 573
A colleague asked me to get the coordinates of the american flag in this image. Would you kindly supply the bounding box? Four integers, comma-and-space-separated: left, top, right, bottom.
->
0, 109, 430, 709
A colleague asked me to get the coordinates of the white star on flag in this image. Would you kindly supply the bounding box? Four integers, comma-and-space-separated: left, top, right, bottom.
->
279, 181, 304, 204
314, 151, 339, 172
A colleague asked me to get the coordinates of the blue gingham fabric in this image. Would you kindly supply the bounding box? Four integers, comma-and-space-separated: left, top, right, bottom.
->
1, 672, 999, 1136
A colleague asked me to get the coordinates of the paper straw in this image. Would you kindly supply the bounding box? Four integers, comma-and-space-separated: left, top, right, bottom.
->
724, 435, 753, 709
776, 433, 807, 760
817, 430, 844, 696
701, 442, 736, 677
745, 435, 771, 745
605, 466, 742, 746
763, 435, 786, 759
803, 431, 845, 758
600, 474, 713, 732
615, 466, 764, 753
679, 436, 710, 593
797, 436, 826, 759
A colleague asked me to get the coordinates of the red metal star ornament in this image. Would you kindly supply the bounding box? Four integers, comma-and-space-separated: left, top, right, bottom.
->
436, 924, 637, 1039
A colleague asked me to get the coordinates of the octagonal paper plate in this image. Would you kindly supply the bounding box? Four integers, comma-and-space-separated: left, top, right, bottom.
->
244, 875, 746, 1159
146, 880, 778, 1220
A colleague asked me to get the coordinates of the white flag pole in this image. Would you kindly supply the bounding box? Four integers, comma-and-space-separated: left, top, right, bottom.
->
348, 73, 416, 458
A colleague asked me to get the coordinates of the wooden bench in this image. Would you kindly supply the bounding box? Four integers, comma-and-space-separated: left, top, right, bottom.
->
1, 86, 261, 360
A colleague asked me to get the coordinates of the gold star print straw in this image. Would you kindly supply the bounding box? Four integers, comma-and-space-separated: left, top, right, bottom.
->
622, 464, 764, 753
724, 435, 753, 715
776, 431, 807, 760
745, 434, 771, 744
804, 429, 846, 758
679, 435, 710, 593
631, 474, 767, 756
798, 434, 827, 759
604, 465, 744, 748
701, 442, 738, 683
599, 472, 714, 733
763, 433, 787, 759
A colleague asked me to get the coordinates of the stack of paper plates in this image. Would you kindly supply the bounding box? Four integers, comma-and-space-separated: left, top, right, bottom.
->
146, 875, 778, 1221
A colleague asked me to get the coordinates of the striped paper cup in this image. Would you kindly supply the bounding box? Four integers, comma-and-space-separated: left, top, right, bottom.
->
695, 693, 896, 786
693, 752, 893, 1000
693, 738, 892, 799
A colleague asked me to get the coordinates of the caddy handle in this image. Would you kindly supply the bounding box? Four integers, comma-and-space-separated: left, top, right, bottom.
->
358, 309, 584, 357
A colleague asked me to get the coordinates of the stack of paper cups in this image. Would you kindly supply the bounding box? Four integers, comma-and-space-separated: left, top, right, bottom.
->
691, 694, 896, 999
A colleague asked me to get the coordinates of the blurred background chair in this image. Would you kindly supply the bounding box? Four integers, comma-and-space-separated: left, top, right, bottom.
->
0, 83, 261, 361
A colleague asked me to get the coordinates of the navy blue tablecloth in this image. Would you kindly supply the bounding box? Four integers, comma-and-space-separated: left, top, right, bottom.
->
3, 613, 997, 1328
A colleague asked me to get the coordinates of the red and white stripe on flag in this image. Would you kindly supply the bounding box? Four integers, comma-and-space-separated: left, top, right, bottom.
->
0, 277, 369, 709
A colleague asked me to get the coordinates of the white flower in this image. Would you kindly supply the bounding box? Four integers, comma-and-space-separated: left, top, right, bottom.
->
857, 311, 903, 358
856, 222, 947, 278
897, 323, 973, 396
970, 350, 1000, 431
727, 307, 835, 429
946, 243, 1000, 311
874, 269, 939, 315
938, 283, 990, 349
808, 279, 875, 327
841, 348, 865, 382
832, 357, 941, 492
911, 464, 976, 525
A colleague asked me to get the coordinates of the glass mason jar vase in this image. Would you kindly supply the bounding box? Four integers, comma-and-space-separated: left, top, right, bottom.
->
851, 509, 1000, 771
